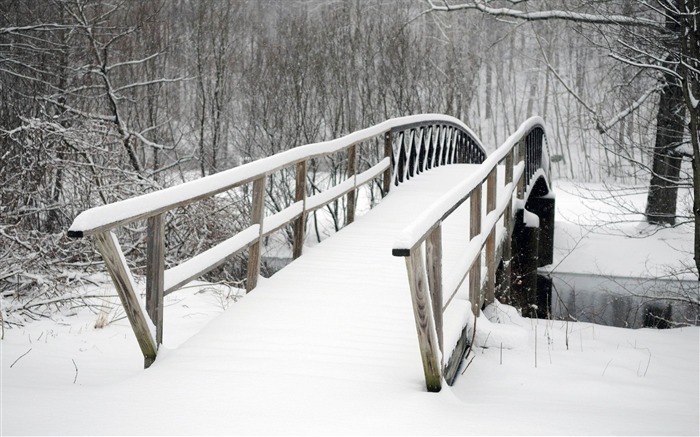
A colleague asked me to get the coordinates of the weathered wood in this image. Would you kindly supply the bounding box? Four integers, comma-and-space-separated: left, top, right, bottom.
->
346, 144, 357, 225
500, 149, 516, 298
164, 224, 260, 295
443, 325, 469, 386
293, 161, 307, 259
404, 246, 441, 392
425, 225, 443, 357
517, 140, 525, 198
484, 229, 496, 306
484, 169, 497, 306
246, 176, 266, 292
383, 131, 392, 195
146, 214, 165, 345
93, 231, 157, 367
469, 185, 482, 316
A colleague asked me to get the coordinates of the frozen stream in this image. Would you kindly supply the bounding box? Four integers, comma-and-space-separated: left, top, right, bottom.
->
545, 271, 699, 328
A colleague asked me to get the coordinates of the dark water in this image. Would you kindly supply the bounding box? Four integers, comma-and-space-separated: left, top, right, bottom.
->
543, 272, 699, 328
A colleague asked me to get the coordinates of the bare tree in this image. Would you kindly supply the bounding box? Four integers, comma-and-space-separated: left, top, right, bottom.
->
423, 0, 699, 277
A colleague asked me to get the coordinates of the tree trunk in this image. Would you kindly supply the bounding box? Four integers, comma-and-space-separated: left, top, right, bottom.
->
645, 7, 686, 226
676, 0, 700, 277
645, 75, 686, 225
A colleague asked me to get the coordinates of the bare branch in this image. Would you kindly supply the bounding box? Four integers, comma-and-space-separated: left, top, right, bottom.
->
425, 0, 662, 28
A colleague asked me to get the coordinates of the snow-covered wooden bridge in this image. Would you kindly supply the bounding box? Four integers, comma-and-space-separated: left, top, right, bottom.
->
68, 115, 555, 392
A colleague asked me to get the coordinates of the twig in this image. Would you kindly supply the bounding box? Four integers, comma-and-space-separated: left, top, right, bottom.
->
602, 359, 613, 376
72, 358, 78, 384
10, 348, 32, 368
481, 331, 492, 354
460, 355, 476, 375
460, 315, 480, 375
643, 350, 652, 377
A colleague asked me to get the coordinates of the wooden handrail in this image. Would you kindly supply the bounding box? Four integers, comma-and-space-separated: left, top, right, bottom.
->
68, 114, 481, 238
392, 116, 551, 393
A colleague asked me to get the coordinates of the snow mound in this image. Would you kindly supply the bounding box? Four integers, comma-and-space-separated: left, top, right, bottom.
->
474, 301, 528, 349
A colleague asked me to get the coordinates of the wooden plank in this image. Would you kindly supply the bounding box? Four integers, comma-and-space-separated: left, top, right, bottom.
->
469, 185, 482, 316
163, 225, 260, 295
443, 325, 469, 386
425, 225, 443, 357
146, 214, 165, 345
293, 161, 307, 259
246, 176, 266, 292
404, 246, 442, 392
93, 231, 157, 367
383, 131, 392, 195
346, 144, 357, 225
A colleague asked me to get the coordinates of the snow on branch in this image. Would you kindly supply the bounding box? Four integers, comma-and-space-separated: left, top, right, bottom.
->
0, 24, 76, 34
597, 86, 662, 134
113, 77, 191, 94
39, 97, 117, 123
105, 53, 162, 72
609, 52, 682, 79
425, 0, 662, 28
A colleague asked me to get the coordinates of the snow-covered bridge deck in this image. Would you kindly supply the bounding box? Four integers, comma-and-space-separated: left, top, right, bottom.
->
65, 114, 555, 393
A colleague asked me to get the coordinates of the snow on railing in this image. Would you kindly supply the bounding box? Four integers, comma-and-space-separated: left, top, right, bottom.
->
67, 114, 486, 368
392, 117, 552, 393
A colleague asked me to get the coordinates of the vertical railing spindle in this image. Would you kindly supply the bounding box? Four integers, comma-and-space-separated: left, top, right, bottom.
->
346, 144, 357, 225
469, 185, 482, 316
146, 214, 165, 345
246, 176, 266, 292
425, 225, 443, 361
484, 169, 497, 306
383, 131, 392, 194
293, 160, 307, 259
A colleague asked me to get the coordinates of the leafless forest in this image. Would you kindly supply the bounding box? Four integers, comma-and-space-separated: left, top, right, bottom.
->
1, 0, 698, 324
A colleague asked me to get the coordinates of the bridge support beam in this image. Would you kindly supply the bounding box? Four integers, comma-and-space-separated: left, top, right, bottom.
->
511, 207, 540, 318
526, 194, 555, 267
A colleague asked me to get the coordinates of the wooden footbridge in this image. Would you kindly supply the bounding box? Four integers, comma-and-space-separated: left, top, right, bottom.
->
68, 114, 555, 392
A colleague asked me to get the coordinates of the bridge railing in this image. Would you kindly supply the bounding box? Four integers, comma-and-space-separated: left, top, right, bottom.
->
67, 114, 484, 367
391, 116, 551, 392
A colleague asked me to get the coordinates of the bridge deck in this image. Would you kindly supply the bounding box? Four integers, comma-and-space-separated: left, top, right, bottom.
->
64, 165, 507, 433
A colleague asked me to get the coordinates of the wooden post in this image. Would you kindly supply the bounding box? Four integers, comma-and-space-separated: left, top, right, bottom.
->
93, 231, 157, 368
469, 185, 482, 316
404, 245, 441, 392
383, 131, 392, 195
346, 144, 357, 225
425, 225, 443, 359
485, 169, 497, 306
517, 139, 525, 198
501, 149, 515, 298
146, 214, 164, 345
247, 176, 266, 292
293, 161, 307, 259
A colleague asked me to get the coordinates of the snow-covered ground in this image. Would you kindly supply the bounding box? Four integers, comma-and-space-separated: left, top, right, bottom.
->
1, 174, 698, 435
